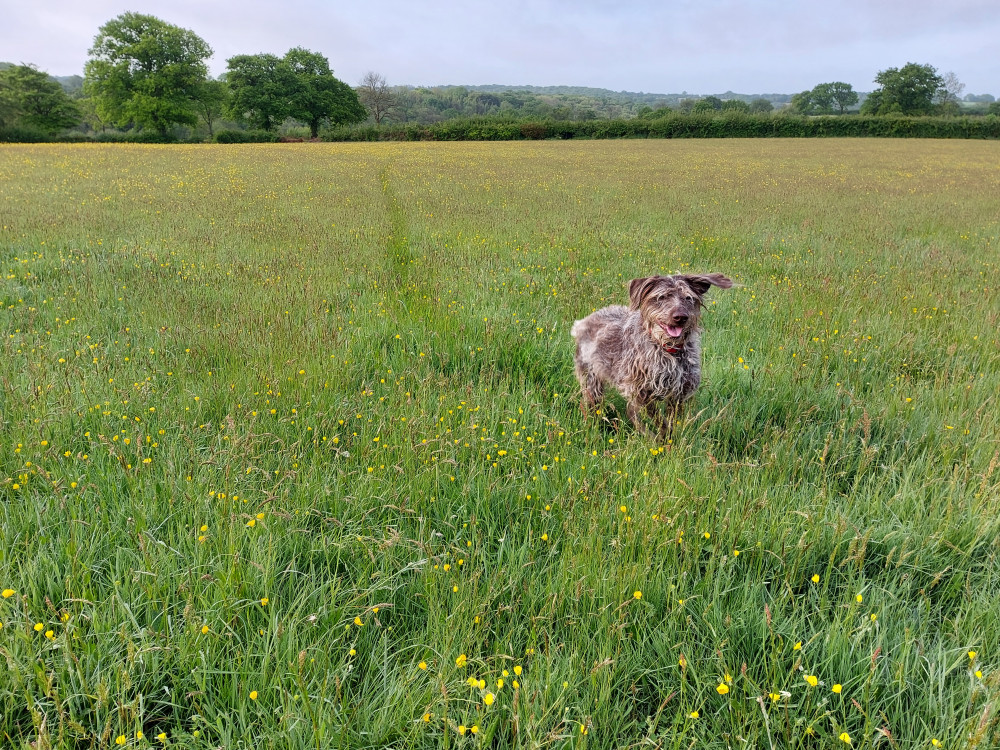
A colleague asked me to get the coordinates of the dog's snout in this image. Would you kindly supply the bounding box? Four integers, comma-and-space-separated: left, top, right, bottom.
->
672, 314, 689, 325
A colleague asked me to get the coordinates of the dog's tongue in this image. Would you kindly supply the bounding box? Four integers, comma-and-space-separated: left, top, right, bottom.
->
666, 324, 684, 338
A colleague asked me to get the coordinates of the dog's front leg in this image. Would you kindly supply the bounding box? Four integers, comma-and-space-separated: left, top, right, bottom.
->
627, 399, 658, 439
645, 402, 669, 440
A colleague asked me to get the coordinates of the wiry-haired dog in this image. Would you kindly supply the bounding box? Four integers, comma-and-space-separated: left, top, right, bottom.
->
571, 273, 732, 438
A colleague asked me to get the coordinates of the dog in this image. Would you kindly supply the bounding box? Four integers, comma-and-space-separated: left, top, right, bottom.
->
571, 273, 732, 438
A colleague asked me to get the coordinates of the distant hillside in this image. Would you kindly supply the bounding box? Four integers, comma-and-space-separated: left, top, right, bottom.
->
0, 63, 83, 95
456, 84, 794, 105
387, 84, 799, 125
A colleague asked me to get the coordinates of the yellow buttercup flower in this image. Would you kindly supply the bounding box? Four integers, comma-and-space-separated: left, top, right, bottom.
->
689, 710, 699, 718
840, 732, 851, 744
1, 589, 14, 598
804, 674, 818, 687
811, 574, 820, 583
633, 590, 642, 600
716, 683, 729, 695
832, 684, 843, 693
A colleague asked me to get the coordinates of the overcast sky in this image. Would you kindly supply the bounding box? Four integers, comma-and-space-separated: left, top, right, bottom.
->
2, 0, 998, 95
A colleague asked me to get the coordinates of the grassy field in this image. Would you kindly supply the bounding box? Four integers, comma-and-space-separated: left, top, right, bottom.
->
0, 139, 998, 749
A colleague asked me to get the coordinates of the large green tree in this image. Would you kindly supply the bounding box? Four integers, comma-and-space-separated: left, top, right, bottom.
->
861, 63, 943, 116
284, 48, 366, 137
193, 78, 229, 137
0, 64, 81, 132
226, 49, 367, 136
225, 54, 295, 131
84, 12, 212, 136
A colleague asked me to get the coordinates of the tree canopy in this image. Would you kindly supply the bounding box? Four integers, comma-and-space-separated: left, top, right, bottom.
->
861, 63, 943, 116
84, 12, 212, 135
0, 64, 80, 132
226, 49, 365, 136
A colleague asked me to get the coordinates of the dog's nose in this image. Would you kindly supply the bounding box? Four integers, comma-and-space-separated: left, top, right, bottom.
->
673, 315, 688, 325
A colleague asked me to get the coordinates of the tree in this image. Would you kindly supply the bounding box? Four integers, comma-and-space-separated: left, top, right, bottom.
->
936, 71, 965, 115
84, 13, 212, 136
827, 82, 858, 114
225, 54, 294, 131
0, 64, 81, 132
284, 48, 366, 137
721, 99, 750, 113
357, 71, 397, 125
860, 63, 943, 116
790, 90, 815, 115
749, 98, 773, 114
193, 78, 229, 137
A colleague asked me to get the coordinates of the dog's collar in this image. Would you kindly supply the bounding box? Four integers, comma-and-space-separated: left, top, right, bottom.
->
662, 344, 682, 355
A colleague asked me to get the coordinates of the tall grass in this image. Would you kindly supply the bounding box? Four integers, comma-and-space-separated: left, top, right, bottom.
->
0, 139, 998, 748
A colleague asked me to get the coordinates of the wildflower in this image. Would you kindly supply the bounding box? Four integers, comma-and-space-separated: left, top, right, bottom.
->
855, 594, 863, 603
497, 678, 504, 689
716, 683, 729, 695
471, 725, 479, 734
968, 651, 977, 660
811, 574, 820, 583
633, 590, 642, 600
931, 740, 941, 747
513, 665, 522, 675
455, 654, 467, 667
458, 725, 467, 735
832, 684, 843, 693
260, 597, 269, 607
45, 630, 54, 639
354, 617, 363, 627
201, 625, 209, 635
115, 736, 126, 746
975, 670, 983, 679
484, 692, 495, 705
769, 692, 780, 702
34, 622, 44, 632
689, 710, 699, 718
1, 589, 14, 598
840, 732, 852, 744
157, 732, 167, 742
512, 680, 519, 688
136, 732, 143, 740
423, 713, 431, 722
467, 676, 479, 687
804, 674, 818, 687
419, 661, 428, 670
793, 641, 802, 650
349, 648, 356, 656
250, 691, 258, 700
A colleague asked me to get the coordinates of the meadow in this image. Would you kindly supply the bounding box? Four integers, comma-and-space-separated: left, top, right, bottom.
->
0, 139, 998, 749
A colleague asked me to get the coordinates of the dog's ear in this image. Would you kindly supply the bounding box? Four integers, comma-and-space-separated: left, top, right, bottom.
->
679, 273, 733, 297
628, 276, 665, 310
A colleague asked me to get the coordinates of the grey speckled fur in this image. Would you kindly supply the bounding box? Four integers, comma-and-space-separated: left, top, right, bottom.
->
571, 273, 732, 438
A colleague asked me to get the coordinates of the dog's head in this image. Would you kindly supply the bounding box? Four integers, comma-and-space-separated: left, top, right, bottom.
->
628, 273, 733, 348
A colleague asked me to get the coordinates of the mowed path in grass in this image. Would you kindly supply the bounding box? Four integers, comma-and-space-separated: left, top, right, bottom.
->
0, 140, 998, 748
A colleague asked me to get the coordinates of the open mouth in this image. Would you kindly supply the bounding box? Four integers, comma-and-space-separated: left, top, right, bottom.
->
661, 323, 684, 339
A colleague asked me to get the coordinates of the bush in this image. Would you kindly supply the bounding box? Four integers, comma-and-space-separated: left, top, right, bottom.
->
0, 126, 51, 143
215, 129, 278, 144
319, 114, 1000, 143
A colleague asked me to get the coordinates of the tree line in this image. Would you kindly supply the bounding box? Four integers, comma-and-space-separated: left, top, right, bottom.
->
1, 11, 997, 142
